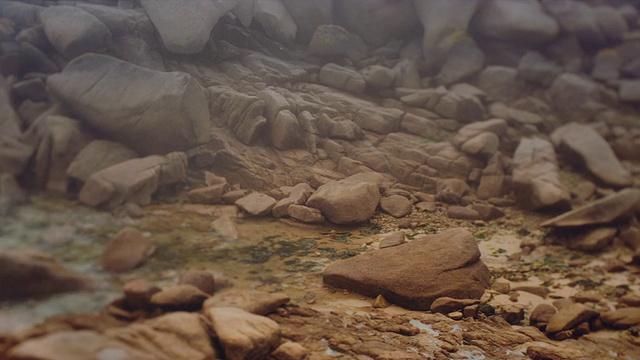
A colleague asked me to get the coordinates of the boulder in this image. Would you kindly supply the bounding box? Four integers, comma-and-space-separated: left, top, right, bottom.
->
179, 270, 216, 295
0, 249, 92, 300
379, 195, 412, 218
288, 204, 324, 224
512, 137, 570, 211
434, 36, 485, 86
270, 110, 302, 150
40, 5, 112, 59
48, 54, 210, 155
476, 152, 508, 200
517, 51, 563, 87
600, 307, 640, 329
235, 192, 277, 216
333, 0, 420, 47
447, 206, 482, 220
567, 227, 617, 252
78, 152, 187, 209
323, 228, 491, 310
281, 0, 332, 43
308, 24, 367, 62
272, 183, 314, 217
530, 303, 557, 329
100, 227, 155, 273
435, 178, 470, 205
188, 183, 228, 204
415, 0, 480, 60
271, 342, 309, 360
26, 114, 89, 192
470, 0, 559, 44
545, 303, 599, 334
552, 122, 632, 187
141, 0, 230, 54
361, 65, 395, 90
206, 307, 281, 360
543, 0, 606, 49
0, 75, 21, 139
594, 5, 628, 44
253, 0, 297, 45
474, 66, 535, 103
541, 188, 640, 227
318, 63, 365, 94
619, 80, 640, 102
67, 140, 138, 182
306, 174, 381, 224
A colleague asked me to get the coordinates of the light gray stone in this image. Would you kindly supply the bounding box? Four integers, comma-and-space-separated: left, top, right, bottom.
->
319, 63, 365, 94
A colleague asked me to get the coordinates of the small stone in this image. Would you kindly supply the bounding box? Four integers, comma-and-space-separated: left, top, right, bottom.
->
491, 278, 510, 294
415, 201, 436, 212
509, 292, 519, 302
179, 270, 216, 295
471, 204, 505, 221
448, 311, 464, 320
600, 307, 640, 329
372, 294, 391, 308
203, 289, 289, 316
546, 303, 599, 334
573, 292, 603, 304
379, 231, 406, 249
123, 279, 161, 310
187, 183, 228, 204
530, 303, 557, 330
447, 206, 482, 220
287, 204, 324, 224
379, 195, 413, 218
150, 284, 209, 311
463, 305, 478, 319
500, 304, 525, 325
271, 341, 309, 360
430, 297, 480, 314
512, 286, 551, 299
222, 189, 248, 204
567, 227, 617, 252
235, 193, 277, 216
100, 227, 155, 273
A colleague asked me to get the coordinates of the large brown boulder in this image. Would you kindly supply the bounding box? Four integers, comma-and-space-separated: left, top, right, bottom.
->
323, 228, 491, 310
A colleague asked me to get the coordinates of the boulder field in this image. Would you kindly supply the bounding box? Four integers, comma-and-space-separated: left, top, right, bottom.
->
1, 0, 640, 359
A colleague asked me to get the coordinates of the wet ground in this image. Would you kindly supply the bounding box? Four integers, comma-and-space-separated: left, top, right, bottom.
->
1, 191, 639, 358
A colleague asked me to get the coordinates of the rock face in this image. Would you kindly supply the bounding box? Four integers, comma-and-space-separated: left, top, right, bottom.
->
552, 122, 633, 188
306, 174, 381, 224
47, 54, 210, 155
512, 137, 570, 211
323, 228, 491, 310
0, 249, 91, 300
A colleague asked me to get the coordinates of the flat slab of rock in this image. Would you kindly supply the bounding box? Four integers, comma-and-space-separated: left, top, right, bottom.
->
235, 192, 277, 216
552, 123, 633, 187
600, 307, 640, 328
203, 289, 290, 316
545, 303, 599, 334
323, 228, 491, 310
541, 188, 640, 227
47, 53, 210, 155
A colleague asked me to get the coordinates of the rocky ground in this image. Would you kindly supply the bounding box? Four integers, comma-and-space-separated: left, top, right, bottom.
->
2, 0, 640, 359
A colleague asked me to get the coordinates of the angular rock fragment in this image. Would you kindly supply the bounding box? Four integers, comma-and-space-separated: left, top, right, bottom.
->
306, 174, 381, 224
235, 192, 277, 216
100, 227, 155, 273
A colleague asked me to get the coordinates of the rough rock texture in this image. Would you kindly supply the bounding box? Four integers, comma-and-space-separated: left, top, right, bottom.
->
47, 54, 210, 155
512, 137, 570, 211
323, 228, 491, 310
0, 249, 92, 300
67, 140, 138, 182
306, 174, 381, 224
